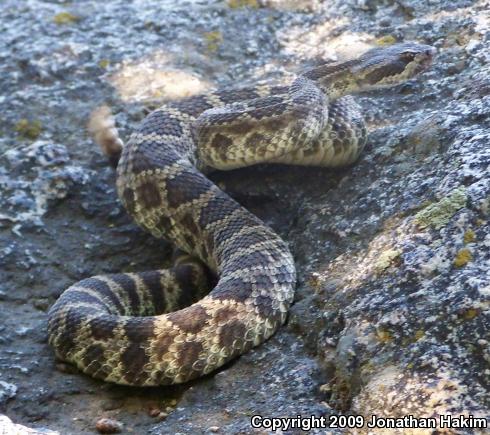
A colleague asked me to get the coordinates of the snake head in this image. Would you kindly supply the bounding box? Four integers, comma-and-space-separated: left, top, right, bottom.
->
352, 42, 436, 89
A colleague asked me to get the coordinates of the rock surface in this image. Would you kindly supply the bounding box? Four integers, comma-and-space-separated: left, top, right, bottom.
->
0, 0, 488, 434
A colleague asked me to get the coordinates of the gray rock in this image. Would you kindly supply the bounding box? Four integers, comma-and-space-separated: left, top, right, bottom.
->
0, 381, 17, 406
0, 0, 488, 433
0, 414, 59, 435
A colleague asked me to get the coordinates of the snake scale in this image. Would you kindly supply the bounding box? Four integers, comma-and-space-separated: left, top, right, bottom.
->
47, 43, 434, 386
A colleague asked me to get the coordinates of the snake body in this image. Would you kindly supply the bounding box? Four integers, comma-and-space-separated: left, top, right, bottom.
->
48, 43, 434, 386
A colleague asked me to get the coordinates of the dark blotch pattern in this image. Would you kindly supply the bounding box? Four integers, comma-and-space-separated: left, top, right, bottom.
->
176, 340, 204, 373
253, 293, 278, 320
218, 319, 247, 350
123, 318, 155, 343
211, 277, 253, 303
140, 271, 167, 315
131, 150, 158, 174
166, 170, 210, 209
90, 316, 118, 341
108, 274, 140, 314
365, 61, 405, 84
153, 330, 177, 360
173, 264, 195, 294
156, 214, 174, 235
210, 133, 233, 149
214, 305, 237, 324
121, 342, 150, 384
262, 116, 291, 132
180, 214, 200, 240
136, 181, 162, 209
82, 344, 105, 376
167, 305, 210, 334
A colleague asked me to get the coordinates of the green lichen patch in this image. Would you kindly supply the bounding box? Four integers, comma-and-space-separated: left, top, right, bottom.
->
462, 308, 479, 320
227, 0, 259, 8
98, 59, 110, 69
203, 31, 223, 53
376, 328, 393, 343
53, 12, 80, 25
376, 35, 397, 45
453, 248, 472, 267
463, 229, 476, 244
15, 119, 42, 140
414, 329, 425, 341
414, 187, 467, 229
374, 248, 402, 273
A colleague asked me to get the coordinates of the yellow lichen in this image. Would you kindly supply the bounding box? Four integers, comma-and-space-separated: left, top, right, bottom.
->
98, 59, 110, 69
414, 187, 467, 229
53, 12, 80, 25
463, 308, 478, 320
203, 31, 223, 53
463, 229, 475, 244
15, 119, 42, 140
453, 248, 472, 267
414, 329, 425, 341
376, 35, 397, 45
374, 249, 401, 273
227, 0, 259, 8
376, 328, 393, 343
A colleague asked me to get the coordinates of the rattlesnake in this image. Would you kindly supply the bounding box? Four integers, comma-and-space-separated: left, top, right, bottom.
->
47, 43, 434, 386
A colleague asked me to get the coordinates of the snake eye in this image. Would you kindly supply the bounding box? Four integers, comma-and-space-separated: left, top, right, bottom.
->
400, 51, 417, 62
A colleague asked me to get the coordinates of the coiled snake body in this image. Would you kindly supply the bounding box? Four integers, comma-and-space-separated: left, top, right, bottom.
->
48, 43, 434, 386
